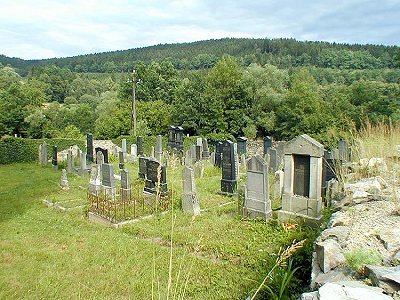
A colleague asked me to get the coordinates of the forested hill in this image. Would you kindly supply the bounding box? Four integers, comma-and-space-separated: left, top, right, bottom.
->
1, 38, 399, 75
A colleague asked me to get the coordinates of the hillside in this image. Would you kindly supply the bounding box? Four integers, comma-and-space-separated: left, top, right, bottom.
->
1, 38, 399, 75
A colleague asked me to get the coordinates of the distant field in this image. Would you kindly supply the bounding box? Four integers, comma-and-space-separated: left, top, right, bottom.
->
0, 162, 317, 299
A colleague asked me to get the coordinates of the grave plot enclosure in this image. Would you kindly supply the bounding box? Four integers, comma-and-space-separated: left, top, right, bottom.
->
278, 134, 324, 224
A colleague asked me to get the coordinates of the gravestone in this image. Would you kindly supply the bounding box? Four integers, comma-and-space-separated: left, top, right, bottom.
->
52, 145, 58, 170
102, 163, 116, 199
191, 145, 197, 162
121, 139, 127, 155
268, 148, 278, 172
235, 153, 240, 179
182, 166, 200, 215
60, 169, 69, 189
130, 144, 137, 162
195, 145, 202, 161
150, 146, 155, 158
168, 125, 176, 149
243, 154, 271, 219
138, 156, 148, 179
156, 135, 163, 163
322, 150, 337, 201
220, 140, 237, 195
210, 151, 216, 166
96, 151, 105, 166
263, 136, 273, 156
274, 170, 284, 200
241, 154, 246, 170
185, 150, 192, 167
67, 150, 73, 173
118, 151, 124, 170
86, 133, 94, 163
79, 152, 87, 176
175, 126, 184, 152
237, 137, 247, 156
89, 165, 101, 195
278, 134, 324, 224
338, 139, 349, 162
95, 147, 108, 163
194, 161, 204, 178
120, 169, 131, 202
39, 142, 47, 165
144, 159, 167, 195
137, 136, 144, 156
215, 142, 223, 168
202, 139, 210, 159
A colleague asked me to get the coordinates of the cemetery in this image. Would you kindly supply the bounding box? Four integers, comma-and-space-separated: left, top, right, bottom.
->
1, 128, 400, 299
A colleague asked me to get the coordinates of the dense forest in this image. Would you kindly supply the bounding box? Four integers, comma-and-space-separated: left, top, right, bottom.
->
0, 38, 399, 148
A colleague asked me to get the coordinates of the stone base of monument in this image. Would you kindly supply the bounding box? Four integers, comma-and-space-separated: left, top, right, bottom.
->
144, 180, 168, 196
277, 210, 323, 227
220, 179, 237, 196
242, 207, 272, 220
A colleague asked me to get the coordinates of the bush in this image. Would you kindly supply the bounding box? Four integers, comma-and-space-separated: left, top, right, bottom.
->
0, 136, 85, 164
345, 248, 383, 274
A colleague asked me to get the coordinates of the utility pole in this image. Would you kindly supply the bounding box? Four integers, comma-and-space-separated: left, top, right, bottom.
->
131, 69, 141, 136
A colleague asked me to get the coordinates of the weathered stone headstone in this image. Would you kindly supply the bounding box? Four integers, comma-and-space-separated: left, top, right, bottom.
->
121, 138, 127, 155
130, 144, 137, 162
86, 133, 94, 163
102, 163, 116, 199
237, 137, 247, 156
215, 142, 223, 168
182, 166, 200, 215
52, 145, 58, 170
120, 169, 131, 202
118, 151, 124, 170
196, 137, 202, 147
96, 151, 104, 166
278, 134, 324, 224
193, 161, 204, 178
156, 135, 163, 162
67, 149, 73, 173
191, 145, 197, 162
60, 169, 69, 189
338, 139, 349, 162
235, 153, 240, 179
137, 136, 144, 156
184, 150, 192, 167
150, 146, 155, 158
220, 140, 237, 195
144, 159, 167, 195
79, 152, 87, 176
243, 154, 271, 219
95, 147, 108, 163
138, 156, 148, 179
39, 142, 48, 165
210, 151, 216, 166
168, 125, 176, 149
202, 139, 210, 159
268, 148, 278, 172
89, 165, 101, 195
195, 145, 202, 161
241, 154, 246, 170
263, 136, 273, 156
176, 126, 184, 152
274, 170, 284, 200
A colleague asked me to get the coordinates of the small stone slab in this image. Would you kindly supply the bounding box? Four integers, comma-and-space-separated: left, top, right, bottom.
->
376, 228, 400, 252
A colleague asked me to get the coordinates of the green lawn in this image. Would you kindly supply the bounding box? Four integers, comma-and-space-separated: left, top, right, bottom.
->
0, 162, 318, 299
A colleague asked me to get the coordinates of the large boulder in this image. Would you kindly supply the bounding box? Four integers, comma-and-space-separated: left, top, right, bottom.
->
366, 265, 400, 294
316, 239, 346, 273
318, 281, 393, 300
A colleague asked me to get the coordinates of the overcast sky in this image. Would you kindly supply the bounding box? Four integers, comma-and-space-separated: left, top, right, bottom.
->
0, 0, 399, 60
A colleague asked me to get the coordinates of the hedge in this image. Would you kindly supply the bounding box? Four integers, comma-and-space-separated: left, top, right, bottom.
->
0, 136, 85, 164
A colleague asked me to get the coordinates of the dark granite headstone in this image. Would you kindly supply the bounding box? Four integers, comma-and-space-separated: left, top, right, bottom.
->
176, 126, 184, 151
118, 151, 124, 170
102, 164, 115, 188
220, 140, 237, 195
263, 136, 273, 156
137, 136, 144, 156
51, 145, 57, 168
215, 142, 223, 168
86, 133, 94, 163
168, 126, 176, 149
138, 156, 148, 179
293, 154, 310, 197
202, 139, 209, 159
144, 159, 167, 195
195, 145, 202, 161
237, 137, 247, 156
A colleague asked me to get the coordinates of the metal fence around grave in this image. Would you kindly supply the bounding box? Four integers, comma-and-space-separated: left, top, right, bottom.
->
88, 186, 170, 223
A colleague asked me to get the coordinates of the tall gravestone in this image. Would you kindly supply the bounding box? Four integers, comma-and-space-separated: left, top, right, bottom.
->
86, 133, 94, 164
67, 149, 73, 173
182, 166, 200, 215
202, 139, 210, 159
131, 144, 137, 162
121, 169, 131, 202
338, 139, 349, 163
176, 126, 184, 152
121, 139, 127, 155
137, 136, 144, 156
118, 151, 124, 170
156, 135, 163, 163
102, 163, 116, 199
237, 137, 247, 156
168, 126, 176, 149
39, 142, 48, 165
52, 145, 58, 170
243, 154, 271, 219
138, 156, 148, 179
144, 158, 167, 195
60, 169, 69, 189
215, 142, 223, 168
89, 165, 101, 195
220, 140, 237, 195
79, 152, 87, 176
278, 134, 324, 224
263, 136, 273, 156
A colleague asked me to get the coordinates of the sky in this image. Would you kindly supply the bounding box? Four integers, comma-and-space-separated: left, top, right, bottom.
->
0, 0, 399, 60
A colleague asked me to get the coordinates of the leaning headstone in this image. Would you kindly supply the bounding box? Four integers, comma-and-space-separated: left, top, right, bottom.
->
182, 166, 200, 215
118, 151, 125, 170
86, 133, 94, 163
89, 165, 101, 195
144, 159, 167, 195
137, 136, 144, 156
67, 150, 73, 173
102, 163, 116, 199
138, 156, 148, 179
220, 140, 237, 195
130, 144, 137, 162
194, 161, 204, 178
120, 169, 131, 202
237, 137, 247, 156
215, 142, 223, 168
60, 169, 69, 189
155, 135, 163, 163
202, 139, 210, 159
243, 154, 272, 219
51, 145, 58, 170
278, 134, 324, 224
263, 136, 273, 156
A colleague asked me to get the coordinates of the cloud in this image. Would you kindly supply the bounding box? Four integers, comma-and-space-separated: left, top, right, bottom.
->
0, 0, 398, 59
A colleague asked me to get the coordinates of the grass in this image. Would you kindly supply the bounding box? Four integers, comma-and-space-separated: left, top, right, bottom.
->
344, 248, 383, 274
0, 161, 319, 299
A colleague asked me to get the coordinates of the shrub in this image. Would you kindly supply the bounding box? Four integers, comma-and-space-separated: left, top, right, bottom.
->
344, 248, 382, 274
